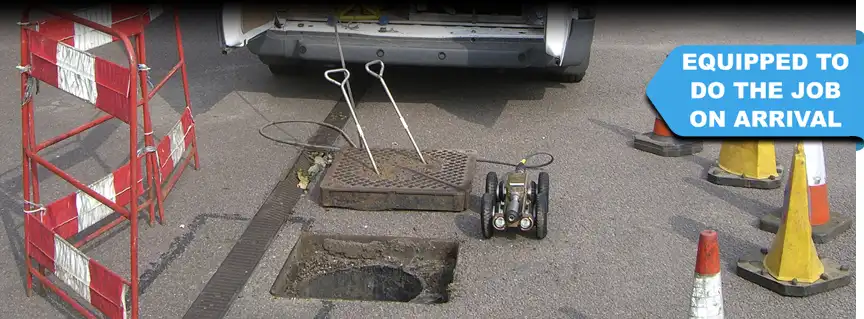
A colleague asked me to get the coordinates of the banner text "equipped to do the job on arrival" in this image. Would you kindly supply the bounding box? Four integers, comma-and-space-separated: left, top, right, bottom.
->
683, 52, 847, 129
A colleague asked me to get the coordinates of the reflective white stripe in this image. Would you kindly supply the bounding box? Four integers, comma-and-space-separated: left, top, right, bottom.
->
149, 5, 164, 21
802, 141, 827, 187
76, 173, 116, 231
53, 234, 92, 302
168, 120, 186, 167
73, 5, 114, 51
56, 43, 98, 105
689, 274, 724, 319
121, 285, 129, 319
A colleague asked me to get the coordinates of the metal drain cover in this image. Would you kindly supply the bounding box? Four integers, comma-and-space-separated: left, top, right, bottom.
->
319, 148, 477, 212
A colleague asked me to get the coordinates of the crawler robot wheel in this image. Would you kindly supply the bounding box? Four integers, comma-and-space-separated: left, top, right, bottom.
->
534, 172, 550, 239
485, 172, 498, 196
480, 193, 495, 239
481, 172, 499, 239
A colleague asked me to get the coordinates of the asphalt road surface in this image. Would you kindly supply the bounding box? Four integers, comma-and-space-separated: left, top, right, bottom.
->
0, 6, 855, 319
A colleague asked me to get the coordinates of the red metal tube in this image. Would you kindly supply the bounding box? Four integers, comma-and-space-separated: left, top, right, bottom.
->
37, 6, 133, 43
161, 148, 196, 199
72, 198, 152, 249
29, 268, 98, 319
174, 11, 191, 109
26, 152, 132, 219
146, 61, 182, 102
20, 6, 34, 298
174, 10, 200, 170
125, 26, 141, 319
137, 28, 166, 228
29, 263, 97, 317
35, 114, 114, 151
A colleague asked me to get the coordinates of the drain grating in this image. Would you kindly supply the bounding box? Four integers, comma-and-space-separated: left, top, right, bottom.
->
319, 148, 477, 212
270, 232, 459, 304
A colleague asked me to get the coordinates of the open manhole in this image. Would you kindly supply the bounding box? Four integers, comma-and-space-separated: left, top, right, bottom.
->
270, 232, 459, 304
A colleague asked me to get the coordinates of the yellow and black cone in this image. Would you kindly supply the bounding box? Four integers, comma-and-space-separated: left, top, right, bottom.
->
736, 142, 851, 297
633, 116, 703, 157
706, 140, 784, 189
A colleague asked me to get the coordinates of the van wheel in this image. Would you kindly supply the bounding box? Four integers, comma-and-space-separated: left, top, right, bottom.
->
547, 67, 586, 83
268, 64, 301, 77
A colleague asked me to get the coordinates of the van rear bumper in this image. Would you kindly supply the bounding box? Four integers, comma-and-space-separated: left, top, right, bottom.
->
247, 19, 594, 72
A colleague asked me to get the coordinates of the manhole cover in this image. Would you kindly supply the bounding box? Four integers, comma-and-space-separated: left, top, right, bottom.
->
270, 233, 459, 304
319, 148, 477, 212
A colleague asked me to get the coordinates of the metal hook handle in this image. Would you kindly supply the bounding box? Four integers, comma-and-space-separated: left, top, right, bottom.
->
324, 68, 351, 86
365, 60, 385, 79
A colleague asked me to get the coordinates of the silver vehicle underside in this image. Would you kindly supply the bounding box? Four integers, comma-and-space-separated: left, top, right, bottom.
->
218, 3, 596, 82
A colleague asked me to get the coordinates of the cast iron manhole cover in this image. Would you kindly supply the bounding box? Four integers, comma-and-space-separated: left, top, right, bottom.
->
319, 148, 477, 212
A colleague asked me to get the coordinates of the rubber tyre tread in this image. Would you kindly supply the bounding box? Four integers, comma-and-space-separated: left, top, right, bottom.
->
268, 64, 299, 76
547, 67, 586, 83
485, 172, 498, 195
534, 172, 549, 239
480, 193, 495, 239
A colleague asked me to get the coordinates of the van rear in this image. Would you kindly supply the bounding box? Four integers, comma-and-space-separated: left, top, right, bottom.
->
217, 3, 596, 82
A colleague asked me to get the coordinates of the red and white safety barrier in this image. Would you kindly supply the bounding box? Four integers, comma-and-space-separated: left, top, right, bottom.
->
40, 163, 144, 239
34, 5, 163, 52
27, 30, 133, 123
20, 5, 196, 318
156, 107, 196, 179
27, 215, 129, 319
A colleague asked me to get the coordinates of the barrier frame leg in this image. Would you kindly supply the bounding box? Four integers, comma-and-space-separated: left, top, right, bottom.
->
135, 27, 165, 227
136, 9, 201, 224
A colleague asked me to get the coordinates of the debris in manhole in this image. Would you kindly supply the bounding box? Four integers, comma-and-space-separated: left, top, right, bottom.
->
297, 151, 333, 191
297, 170, 311, 190
299, 265, 424, 302
270, 233, 459, 304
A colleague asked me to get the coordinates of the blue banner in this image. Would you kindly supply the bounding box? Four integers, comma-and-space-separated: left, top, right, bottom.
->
646, 31, 864, 139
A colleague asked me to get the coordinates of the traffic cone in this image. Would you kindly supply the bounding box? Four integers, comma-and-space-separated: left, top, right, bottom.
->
736, 142, 851, 297
633, 116, 703, 157
706, 140, 784, 189
758, 141, 853, 244
688, 230, 724, 319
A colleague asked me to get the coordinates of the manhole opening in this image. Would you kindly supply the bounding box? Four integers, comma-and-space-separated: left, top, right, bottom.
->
270, 232, 459, 304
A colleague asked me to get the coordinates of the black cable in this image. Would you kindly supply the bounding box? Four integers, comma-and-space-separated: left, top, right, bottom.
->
259, 121, 554, 169
476, 152, 554, 169
258, 120, 357, 152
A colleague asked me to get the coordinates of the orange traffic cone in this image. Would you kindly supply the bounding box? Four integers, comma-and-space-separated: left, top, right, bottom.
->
688, 230, 724, 319
736, 142, 851, 297
758, 141, 853, 243
706, 140, 784, 189
633, 116, 702, 157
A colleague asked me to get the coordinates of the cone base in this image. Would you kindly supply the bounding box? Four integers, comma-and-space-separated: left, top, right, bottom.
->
632, 132, 703, 157
736, 250, 851, 297
706, 164, 785, 189
759, 209, 854, 244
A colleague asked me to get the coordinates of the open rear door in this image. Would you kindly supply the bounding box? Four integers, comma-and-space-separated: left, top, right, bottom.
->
544, 3, 577, 66
217, 3, 277, 53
